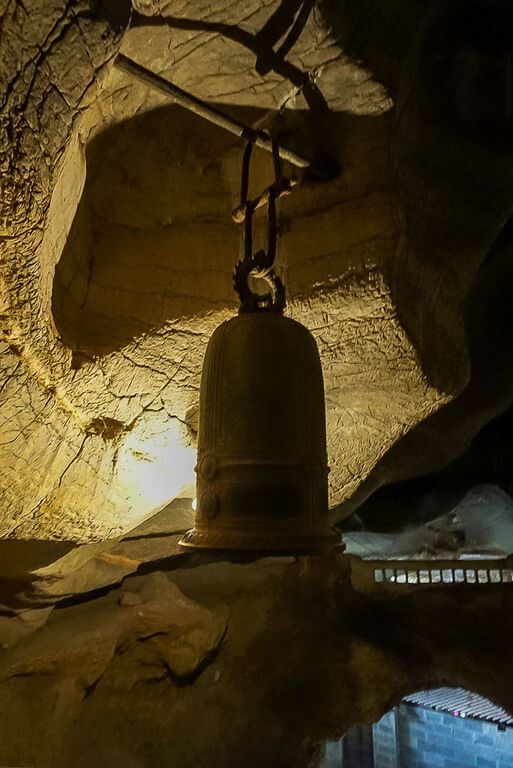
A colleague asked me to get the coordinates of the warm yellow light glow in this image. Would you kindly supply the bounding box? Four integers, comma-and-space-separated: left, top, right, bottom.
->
113, 415, 196, 525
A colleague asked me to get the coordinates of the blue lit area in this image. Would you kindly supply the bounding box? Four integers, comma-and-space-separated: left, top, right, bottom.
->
323, 689, 513, 768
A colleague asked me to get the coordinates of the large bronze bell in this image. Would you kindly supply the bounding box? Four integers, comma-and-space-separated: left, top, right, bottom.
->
180, 312, 335, 552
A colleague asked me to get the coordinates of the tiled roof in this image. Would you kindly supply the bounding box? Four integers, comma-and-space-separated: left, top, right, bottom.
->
403, 688, 513, 727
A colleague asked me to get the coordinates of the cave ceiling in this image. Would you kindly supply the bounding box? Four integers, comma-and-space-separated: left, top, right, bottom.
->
1, 0, 513, 541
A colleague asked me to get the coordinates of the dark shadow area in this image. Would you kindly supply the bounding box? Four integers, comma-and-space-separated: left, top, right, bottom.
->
351, 407, 513, 534
386, 0, 513, 397
335, 214, 513, 528
0, 539, 76, 609
417, 0, 513, 140
51, 103, 371, 357
0, 539, 76, 580
317, 0, 429, 98
319, 0, 513, 133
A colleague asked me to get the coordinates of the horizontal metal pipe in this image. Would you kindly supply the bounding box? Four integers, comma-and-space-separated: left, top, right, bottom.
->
114, 53, 310, 168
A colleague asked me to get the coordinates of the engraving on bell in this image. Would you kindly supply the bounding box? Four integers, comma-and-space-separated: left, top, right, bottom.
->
179, 312, 336, 552
198, 455, 217, 480
200, 491, 219, 520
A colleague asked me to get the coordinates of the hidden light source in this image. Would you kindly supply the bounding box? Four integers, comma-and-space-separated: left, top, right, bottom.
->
115, 417, 196, 522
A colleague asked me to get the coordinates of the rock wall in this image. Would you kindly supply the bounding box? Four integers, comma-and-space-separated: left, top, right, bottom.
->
1, 0, 512, 540
0, 556, 511, 767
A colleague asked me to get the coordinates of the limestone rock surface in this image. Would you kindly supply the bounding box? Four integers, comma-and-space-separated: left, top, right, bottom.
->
1, 0, 512, 541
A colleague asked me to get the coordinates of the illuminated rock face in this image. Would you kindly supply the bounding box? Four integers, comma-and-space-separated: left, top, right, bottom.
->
1, 1, 512, 541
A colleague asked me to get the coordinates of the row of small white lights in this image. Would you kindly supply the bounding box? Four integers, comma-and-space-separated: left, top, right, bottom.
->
374, 567, 513, 585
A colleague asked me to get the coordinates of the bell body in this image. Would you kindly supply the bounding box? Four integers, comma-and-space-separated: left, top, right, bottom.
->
180, 312, 334, 551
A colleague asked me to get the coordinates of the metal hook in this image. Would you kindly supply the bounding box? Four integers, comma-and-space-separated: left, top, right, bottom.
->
233, 133, 286, 314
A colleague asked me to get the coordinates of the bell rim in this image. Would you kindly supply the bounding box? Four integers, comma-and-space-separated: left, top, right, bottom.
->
179, 527, 339, 553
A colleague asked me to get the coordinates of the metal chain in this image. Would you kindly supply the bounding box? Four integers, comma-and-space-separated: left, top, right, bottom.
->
233, 132, 287, 314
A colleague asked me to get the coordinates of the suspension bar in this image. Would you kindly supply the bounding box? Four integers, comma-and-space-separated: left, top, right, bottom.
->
114, 53, 310, 169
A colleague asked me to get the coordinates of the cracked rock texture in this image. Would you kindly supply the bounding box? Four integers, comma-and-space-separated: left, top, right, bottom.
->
1, 4, 513, 767
1, 0, 513, 541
